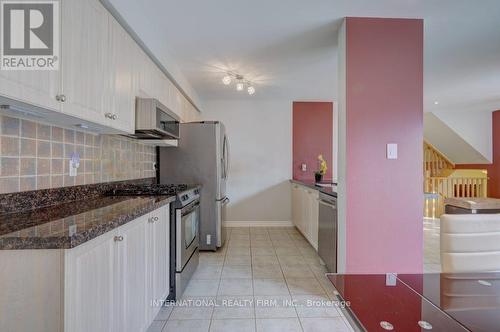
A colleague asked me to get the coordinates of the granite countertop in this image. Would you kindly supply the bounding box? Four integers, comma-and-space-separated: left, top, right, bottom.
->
0, 194, 175, 250
290, 179, 337, 197
444, 197, 500, 210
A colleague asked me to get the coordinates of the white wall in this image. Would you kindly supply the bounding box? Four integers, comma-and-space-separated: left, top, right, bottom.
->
424, 112, 491, 164
433, 109, 493, 163
202, 100, 292, 223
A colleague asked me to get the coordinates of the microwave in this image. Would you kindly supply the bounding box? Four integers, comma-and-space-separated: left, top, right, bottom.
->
131, 98, 180, 139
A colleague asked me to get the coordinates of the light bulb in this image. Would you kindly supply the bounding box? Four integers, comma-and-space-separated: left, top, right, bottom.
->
222, 75, 232, 85
247, 86, 255, 95
236, 82, 244, 91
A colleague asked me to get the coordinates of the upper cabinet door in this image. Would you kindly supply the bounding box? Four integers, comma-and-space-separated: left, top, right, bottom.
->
136, 51, 154, 98
0, 68, 61, 113
108, 16, 136, 133
60, 0, 109, 124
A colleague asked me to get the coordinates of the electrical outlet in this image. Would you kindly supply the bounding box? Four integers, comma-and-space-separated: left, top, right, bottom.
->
69, 160, 77, 177
69, 152, 80, 177
206, 234, 211, 245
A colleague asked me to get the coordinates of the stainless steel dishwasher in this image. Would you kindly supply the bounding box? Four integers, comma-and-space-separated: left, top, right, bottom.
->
318, 191, 337, 273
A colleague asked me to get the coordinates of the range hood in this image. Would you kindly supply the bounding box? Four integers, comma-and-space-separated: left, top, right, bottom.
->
128, 98, 180, 142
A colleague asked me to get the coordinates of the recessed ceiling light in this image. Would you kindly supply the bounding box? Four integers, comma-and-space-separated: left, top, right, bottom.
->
434, 101, 439, 105
247, 86, 255, 95
236, 82, 244, 91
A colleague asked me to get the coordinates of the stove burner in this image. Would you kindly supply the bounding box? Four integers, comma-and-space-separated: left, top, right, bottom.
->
108, 184, 200, 207
109, 184, 189, 196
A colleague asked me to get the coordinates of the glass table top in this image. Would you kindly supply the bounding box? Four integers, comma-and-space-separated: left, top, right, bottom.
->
398, 273, 500, 332
327, 273, 500, 331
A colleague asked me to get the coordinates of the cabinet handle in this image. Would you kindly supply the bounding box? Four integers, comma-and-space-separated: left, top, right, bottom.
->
105, 112, 113, 119
112, 114, 118, 120
114, 235, 124, 242
56, 94, 66, 102
149, 216, 159, 223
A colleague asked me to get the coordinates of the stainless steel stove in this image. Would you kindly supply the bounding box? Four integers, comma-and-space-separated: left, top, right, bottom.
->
109, 183, 201, 300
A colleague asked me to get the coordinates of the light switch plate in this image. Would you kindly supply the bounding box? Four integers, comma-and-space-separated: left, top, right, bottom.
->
385, 273, 397, 286
387, 143, 398, 160
301, 163, 307, 172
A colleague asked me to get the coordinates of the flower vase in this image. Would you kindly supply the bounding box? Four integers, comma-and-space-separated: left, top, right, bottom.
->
315, 173, 322, 183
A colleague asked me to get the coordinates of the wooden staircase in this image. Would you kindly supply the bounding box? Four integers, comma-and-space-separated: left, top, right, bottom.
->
423, 141, 488, 218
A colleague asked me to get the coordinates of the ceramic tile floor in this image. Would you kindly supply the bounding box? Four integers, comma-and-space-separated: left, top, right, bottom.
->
423, 218, 441, 273
147, 226, 354, 332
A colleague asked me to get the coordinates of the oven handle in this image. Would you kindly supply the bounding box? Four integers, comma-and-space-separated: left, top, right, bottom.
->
181, 200, 200, 215
317, 199, 336, 209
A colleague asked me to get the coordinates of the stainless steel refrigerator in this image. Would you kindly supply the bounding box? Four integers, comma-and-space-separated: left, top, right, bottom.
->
158, 121, 229, 250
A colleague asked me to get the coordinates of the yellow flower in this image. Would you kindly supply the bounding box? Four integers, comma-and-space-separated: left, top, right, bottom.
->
317, 154, 327, 175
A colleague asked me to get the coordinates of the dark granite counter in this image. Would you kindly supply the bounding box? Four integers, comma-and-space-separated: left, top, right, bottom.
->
0, 194, 175, 250
290, 179, 338, 197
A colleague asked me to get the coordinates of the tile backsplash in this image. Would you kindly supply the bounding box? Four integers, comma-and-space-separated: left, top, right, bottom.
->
0, 115, 156, 194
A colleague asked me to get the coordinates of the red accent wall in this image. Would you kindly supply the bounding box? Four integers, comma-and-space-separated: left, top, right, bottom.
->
456, 110, 500, 197
292, 101, 333, 181
344, 18, 423, 273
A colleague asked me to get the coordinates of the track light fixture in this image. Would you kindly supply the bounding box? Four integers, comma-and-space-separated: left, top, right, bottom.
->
220, 72, 256, 95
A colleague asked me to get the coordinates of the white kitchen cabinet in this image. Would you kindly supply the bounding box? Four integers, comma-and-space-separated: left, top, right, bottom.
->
64, 229, 118, 332
65, 205, 170, 332
115, 215, 149, 332
0, 67, 61, 113
292, 185, 304, 234
305, 188, 319, 249
136, 49, 155, 98
291, 183, 319, 250
147, 205, 170, 321
157, 72, 171, 110
107, 15, 137, 133
60, 0, 110, 126
0, 0, 200, 132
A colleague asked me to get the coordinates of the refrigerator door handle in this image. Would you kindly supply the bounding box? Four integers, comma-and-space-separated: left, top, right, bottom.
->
225, 137, 230, 178
222, 135, 229, 180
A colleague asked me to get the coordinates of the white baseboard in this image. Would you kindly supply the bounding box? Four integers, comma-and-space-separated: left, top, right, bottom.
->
223, 220, 294, 228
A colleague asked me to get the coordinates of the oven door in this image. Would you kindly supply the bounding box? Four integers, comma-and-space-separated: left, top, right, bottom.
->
176, 201, 200, 271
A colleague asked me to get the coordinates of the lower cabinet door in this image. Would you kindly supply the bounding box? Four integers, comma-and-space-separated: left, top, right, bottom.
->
147, 205, 170, 321
65, 209, 169, 332
65, 231, 117, 332
116, 216, 149, 332
292, 185, 300, 228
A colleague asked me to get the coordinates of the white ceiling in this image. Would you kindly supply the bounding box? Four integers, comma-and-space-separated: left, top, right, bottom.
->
109, 0, 500, 113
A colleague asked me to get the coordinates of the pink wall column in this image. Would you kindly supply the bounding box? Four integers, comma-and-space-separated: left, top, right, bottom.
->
343, 18, 424, 273
292, 102, 334, 182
